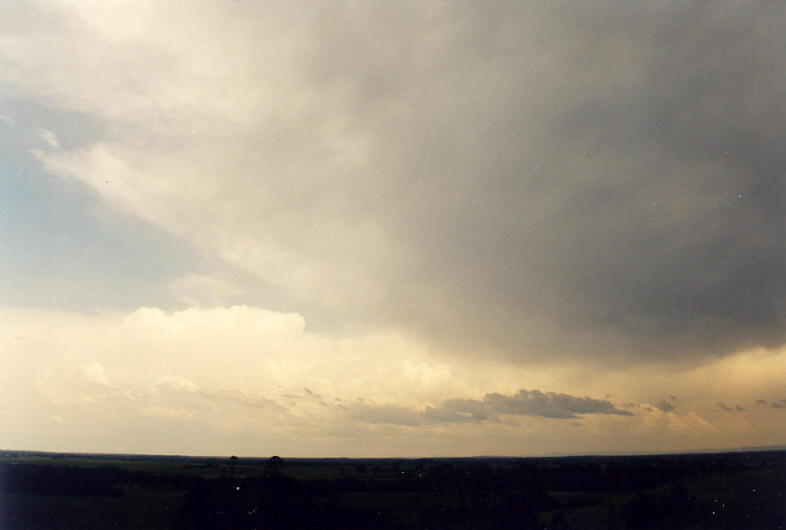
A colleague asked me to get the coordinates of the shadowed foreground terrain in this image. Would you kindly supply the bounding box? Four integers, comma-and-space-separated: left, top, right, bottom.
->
0, 450, 784, 529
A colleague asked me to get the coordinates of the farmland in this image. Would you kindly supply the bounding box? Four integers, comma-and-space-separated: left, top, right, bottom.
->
1, 449, 784, 529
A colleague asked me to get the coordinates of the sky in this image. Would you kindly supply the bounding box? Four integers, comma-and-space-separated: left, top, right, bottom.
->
1, 1, 785, 457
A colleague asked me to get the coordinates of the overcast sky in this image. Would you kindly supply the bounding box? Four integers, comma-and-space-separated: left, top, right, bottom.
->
1, 1, 785, 457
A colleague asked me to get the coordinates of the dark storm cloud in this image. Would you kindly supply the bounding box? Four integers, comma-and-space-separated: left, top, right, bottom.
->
10, 2, 786, 367
346, 388, 631, 426
298, 2, 786, 363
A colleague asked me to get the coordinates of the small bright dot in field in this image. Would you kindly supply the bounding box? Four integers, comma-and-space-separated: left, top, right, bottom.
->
738, 194, 743, 199
192, 129, 196, 135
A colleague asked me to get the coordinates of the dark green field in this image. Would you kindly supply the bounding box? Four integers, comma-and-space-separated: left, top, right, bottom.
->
1, 450, 784, 529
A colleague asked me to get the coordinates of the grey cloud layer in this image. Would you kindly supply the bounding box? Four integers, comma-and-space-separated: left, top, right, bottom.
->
347, 389, 632, 426
759, 399, 786, 409
335, 2, 786, 361
714, 403, 745, 412
654, 399, 676, 413
5, 2, 786, 362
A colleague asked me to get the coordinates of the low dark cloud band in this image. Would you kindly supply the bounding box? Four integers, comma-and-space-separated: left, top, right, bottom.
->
347, 388, 632, 426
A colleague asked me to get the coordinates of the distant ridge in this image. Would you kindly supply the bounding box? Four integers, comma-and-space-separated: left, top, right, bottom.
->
2, 444, 786, 461
542, 444, 786, 458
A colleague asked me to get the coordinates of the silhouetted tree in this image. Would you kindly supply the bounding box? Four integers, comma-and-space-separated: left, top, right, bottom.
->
265, 455, 284, 477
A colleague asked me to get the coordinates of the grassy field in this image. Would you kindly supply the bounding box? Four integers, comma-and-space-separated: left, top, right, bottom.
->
1, 450, 784, 529
1, 489, 183, 530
